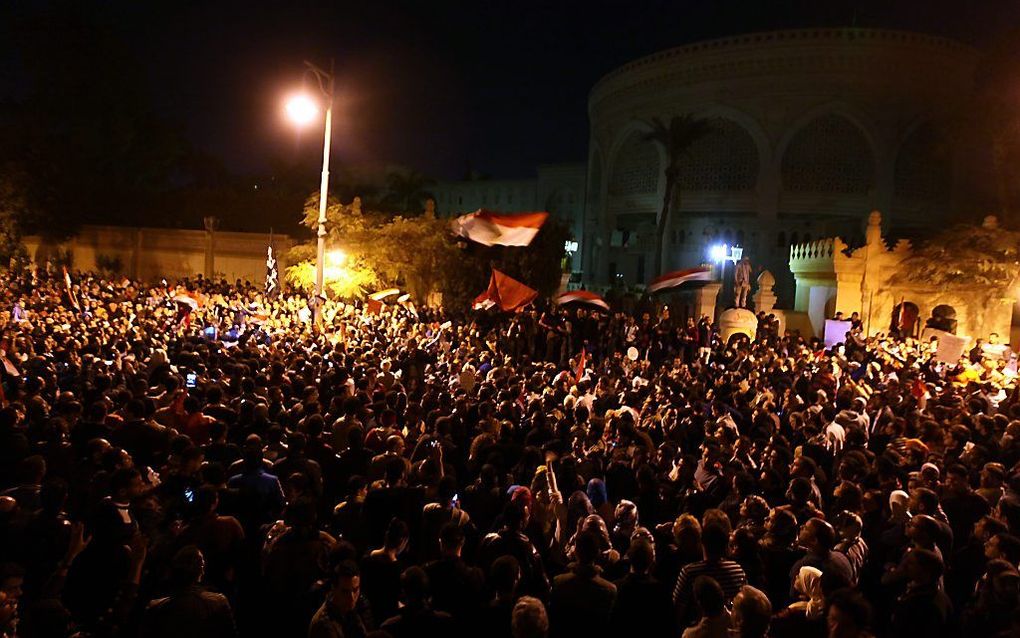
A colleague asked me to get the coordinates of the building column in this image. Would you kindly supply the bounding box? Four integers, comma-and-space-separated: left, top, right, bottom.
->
696, 282, 722, 322
874, 151, 895, 226
594, 215, 613, 287
132, 229, 143, 280
203, 216, 219, 279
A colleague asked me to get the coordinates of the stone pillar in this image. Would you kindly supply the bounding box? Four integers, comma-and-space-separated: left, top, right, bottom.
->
752, 269, 777, 314
874, 152, 895, 224
132, 229, 143, 280
834, 271, 864, 317
696, 282, 722, 322
719, 308, 757, 342
203, 216, 220, 279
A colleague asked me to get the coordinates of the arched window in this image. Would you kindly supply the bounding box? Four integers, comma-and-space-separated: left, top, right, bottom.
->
790, 231, 800, 245
676, 118, 759, 191
610, 133, 660, 196
781, 114, 875, 193
777, 231, 786, 248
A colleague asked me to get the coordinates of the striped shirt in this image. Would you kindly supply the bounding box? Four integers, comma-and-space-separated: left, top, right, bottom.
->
672, 559, 748, 610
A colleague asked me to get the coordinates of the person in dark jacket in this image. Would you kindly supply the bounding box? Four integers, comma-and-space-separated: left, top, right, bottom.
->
890, 548, 954, 638
549, 530, 617, 638
612, 539, 672, 638
424, 522, 484, 629
478, 503, 550, 599
140, 546, 236, 638
308, 561, 368, 638
379, 566, 453, 638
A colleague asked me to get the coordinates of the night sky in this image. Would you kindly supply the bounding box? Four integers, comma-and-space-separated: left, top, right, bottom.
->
6, 0, 1020, 180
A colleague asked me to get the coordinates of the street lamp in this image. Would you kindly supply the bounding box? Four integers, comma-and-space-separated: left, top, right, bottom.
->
286, 60, 335, 324
709, 243, 743, 307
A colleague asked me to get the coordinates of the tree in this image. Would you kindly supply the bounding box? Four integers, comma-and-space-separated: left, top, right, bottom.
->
0, 166, 30, 261
890, 216, 1020, 290
285, 193, 567, 309
382, 169, 435, 214
643, 115, 715, 277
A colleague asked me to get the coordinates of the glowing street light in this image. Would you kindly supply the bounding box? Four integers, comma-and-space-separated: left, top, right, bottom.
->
324, 248, 348, 282
709, 243, 744, 307
285, 94, 319, 126
709, 244, 728, 263
326, 248, 346, 266
285, 60, 334, 324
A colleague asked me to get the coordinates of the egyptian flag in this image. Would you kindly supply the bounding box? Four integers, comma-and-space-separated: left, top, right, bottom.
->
911, 378, 930, 408
647, 266, 713, 294
265, 244, 279, 298
575, 348, 587, 384
172, 293, 201, 310
62, 267, 80, 311
453, 210, 548, 246
172, 292, 201, 329
556, 290, 609, 311
472, 269, 537, 312
397, 293, 418, 317
369, 288, 401, 302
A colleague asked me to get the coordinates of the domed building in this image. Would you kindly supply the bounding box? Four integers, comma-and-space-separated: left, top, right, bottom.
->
583, 29, 978, 304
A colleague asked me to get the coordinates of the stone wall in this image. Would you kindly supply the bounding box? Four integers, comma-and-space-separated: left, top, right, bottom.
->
789, 211, 1016, 344
22, 225, 296, 284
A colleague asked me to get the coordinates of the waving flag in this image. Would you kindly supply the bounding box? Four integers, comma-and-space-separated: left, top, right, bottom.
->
472, 269, 537, 312
62, 267, 80, 311
647, 266, 713, 294
453, 210, 548, 246
575, 348, 587, 384
265, 244, 279, 299
172, 293, 201, 310
369, 288, 401, 302
556, 290, 609, 311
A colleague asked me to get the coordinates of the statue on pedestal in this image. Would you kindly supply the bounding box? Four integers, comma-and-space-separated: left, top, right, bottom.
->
733, 256, 752, 308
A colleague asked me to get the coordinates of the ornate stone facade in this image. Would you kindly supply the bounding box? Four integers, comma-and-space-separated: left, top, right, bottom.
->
788, 211, 1014, 341
585, 29, 977, 304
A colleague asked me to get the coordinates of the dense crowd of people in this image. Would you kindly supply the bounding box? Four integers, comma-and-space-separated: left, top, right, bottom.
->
0, 264, 1016, 638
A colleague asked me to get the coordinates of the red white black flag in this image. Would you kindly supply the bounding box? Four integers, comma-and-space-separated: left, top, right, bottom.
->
555, 290, 610, 311
453, 210, 548, 246
472, 269, 538, 312
647, 266, 713, 294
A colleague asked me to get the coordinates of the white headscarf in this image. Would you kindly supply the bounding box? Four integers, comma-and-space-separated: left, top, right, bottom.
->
790, 566, 824, 619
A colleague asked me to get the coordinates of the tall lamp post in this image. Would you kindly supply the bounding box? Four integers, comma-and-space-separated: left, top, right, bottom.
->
286, 60, 334, 324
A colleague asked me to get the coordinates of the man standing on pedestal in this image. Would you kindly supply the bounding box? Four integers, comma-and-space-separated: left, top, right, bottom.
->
733, 257, 751, 309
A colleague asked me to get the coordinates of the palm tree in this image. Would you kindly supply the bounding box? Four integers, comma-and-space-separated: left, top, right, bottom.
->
383, 169, 436, 214
643, 115, 715, 276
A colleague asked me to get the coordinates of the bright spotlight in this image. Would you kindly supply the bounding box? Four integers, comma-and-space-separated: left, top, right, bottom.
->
709, 244, 728, 263
285, 94, 319, 126
326, 249, 346, 267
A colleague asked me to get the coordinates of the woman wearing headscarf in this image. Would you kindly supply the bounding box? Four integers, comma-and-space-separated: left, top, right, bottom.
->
770, 565, 826, 638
